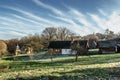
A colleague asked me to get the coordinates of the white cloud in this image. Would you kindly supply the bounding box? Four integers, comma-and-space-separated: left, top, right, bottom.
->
68, 7, 85, 17
98, 9, 108, 16
32, 0, 63, 16
106, 11, 120, 32
51, 15, 76, 25
2, 6, 59, 26
10, 14, 41, 25
89, 13, 107, 30
89, 11, 120, 33
69, 8, 92, 27
0, 30, 26, 40
0, 16, 24, 25
49, 7, 102, 36
9, 31, 26, 37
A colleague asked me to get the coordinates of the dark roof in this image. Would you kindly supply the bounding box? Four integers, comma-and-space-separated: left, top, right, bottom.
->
98, 40, 116, 48
110, 38, 120, 44
48, 41, 71, 49
48, 40, 88, 49
72, 40, 88, 48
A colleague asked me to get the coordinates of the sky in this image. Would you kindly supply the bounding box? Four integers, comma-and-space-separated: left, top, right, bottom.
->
0, 0, 120, 40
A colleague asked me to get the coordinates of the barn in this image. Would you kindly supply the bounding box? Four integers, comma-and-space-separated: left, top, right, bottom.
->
48, 40, 89, 55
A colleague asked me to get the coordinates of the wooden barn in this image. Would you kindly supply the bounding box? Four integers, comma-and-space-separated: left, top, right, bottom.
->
48, 40, 89, 55
48, 41, 71, 54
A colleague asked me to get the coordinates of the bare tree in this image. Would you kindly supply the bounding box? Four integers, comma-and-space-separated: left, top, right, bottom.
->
116, 32, 120, 38
71, 41, 82, 62
96, 33, 106, 40
42, 27, 57, 41
56, 27, 74, 40
83, 33, 98, 40
41, 27, 75, 48
104, 29, 115, 39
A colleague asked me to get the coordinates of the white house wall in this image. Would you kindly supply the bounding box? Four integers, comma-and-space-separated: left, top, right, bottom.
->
62, 49, 76, 55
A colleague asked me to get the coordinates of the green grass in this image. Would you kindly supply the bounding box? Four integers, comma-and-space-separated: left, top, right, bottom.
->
1, 53, 120, 80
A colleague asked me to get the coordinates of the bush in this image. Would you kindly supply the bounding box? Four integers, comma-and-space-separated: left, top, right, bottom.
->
0, 41, 7, 57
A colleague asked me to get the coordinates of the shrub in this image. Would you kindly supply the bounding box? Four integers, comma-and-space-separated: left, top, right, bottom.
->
0, 40, 7, 57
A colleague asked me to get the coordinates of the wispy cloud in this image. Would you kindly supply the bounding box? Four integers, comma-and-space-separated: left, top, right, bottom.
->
106, 11, 120, 32
0, 5, 70, 39
32, 0, 63, 16
89, 11, 120, 33
0, 31, 26, 40
10, 14, 41, 25
50, 7, 101, 35
1, 6, 59, 26
98, 9, 108, 16
68, 8, 92, 26
89, 13, 107, 30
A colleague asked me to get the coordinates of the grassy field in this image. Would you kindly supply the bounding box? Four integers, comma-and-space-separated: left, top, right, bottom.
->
1, 53, 120, 80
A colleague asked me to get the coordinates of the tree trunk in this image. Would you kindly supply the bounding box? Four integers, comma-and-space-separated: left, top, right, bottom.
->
75, 52, 78, 62
50, 49, 53, 62
51, 55, 53, 62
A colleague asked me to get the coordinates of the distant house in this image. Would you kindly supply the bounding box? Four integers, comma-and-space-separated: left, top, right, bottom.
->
117, 43, 120, 53
109, 38, 120, 53
98, 40, 117, 53
98, 38, 120, 53
48, 40, 89, 55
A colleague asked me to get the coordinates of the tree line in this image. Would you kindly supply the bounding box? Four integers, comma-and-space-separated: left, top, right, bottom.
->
1, 27, 120, 55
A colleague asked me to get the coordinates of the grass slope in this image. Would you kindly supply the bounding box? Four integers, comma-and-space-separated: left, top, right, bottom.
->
1, 53, 120, 80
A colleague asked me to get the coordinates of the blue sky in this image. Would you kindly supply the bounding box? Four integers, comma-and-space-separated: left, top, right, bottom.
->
0, 0, 120, 40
